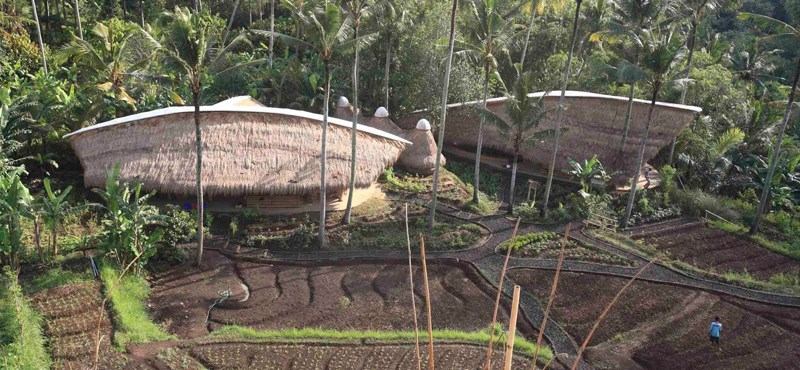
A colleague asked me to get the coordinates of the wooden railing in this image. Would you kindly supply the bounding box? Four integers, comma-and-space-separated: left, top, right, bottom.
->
584, 212, 618, 232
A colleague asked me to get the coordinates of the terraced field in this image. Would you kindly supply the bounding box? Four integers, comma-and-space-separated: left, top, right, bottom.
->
149, 250, 534, 338
509, 269, 800, 370
631, 222, 800, 279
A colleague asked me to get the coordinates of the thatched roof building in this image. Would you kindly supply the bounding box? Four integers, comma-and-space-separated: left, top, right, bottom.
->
335, 98, 445, 175
66, 97, 410, 211
396, 91, 701, 185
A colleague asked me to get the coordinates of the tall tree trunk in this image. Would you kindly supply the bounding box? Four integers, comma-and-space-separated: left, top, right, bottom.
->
472, 68, 490, 204
622, 81, 661, 228
343, 22, 361, 225
508, 150, 519, 214
248, 0, 252, 25
519, 6, 536, 69
750, 56, 800, 233
269, 0, 275, 67
51, 226, 58, 256
542, 0, 582, 218
140, 0, 145, 27
319, 61, 331, 246
31, 0, 48, 75
193, 88, 205, 266
222, 0, 241, 45
384, 31, 391, 109
668, 21, 697, 165
73, 0, 82, 38
428, 0, 458, 229
619, 82, 635, 152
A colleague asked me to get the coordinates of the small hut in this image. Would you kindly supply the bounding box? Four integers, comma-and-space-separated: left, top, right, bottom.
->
335, 98, 445, 175
66, 96, 410, 214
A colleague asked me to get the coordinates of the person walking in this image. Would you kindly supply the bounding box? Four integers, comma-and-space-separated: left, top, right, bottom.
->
709, 316, 723, 349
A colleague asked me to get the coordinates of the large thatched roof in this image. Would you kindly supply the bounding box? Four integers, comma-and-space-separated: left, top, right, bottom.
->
397, 91, 701, 184
66, 97, 410, 197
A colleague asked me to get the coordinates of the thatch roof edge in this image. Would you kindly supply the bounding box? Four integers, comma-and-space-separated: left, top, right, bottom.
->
64, 106, 412, 144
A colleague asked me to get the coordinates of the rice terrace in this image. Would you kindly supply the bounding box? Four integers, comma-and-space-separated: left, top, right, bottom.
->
2, 0, 800, 370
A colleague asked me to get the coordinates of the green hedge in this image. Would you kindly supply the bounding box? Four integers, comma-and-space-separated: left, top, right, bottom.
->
0, 270, 51, 370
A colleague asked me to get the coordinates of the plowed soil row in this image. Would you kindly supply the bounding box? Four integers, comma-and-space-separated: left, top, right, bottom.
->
632, 223, 800, 279
508, 269, 800, 370
149, 250, 534, 339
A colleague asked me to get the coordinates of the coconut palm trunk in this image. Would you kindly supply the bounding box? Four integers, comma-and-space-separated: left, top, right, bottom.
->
542, 0, 582, 217
223, 0, 241, 45
472, 68, 490, 204
319, 61, 331, 246
73, 0, 83, 38
619, 82, 635, 152
343, 21, 361, 225
750, 56, 800, 233
31, 0, 48, 75
269, 0, 275, 67
519, 2, 537, 67
622, 80, 661, 228
668, 20, 697, 164
384, 31, 391, 108
193, 86, 205, 266
428, 0, 458, 229
508, 151, 519, 214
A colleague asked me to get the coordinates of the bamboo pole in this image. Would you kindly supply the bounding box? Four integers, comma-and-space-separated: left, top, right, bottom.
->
569, 258, 657, 370
485, 218, 521, 370
420, 235, 435, 370
503, 285, 522, 370
532, 224, 571, 369
405, 205, 423, 370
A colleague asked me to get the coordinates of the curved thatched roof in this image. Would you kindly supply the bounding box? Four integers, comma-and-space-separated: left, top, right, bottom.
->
397, 91, 701, 184
66, 100, 410, 197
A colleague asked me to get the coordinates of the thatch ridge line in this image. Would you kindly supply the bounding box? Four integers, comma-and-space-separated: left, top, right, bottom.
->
64, 106, 412, 144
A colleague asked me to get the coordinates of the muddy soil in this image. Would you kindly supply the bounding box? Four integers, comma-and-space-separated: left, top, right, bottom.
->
633, 224, 800, 279
508, 269, 800, 370
149, 250, 534, 339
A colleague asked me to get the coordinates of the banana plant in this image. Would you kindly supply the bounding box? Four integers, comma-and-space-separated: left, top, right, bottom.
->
39, 178, 84, 256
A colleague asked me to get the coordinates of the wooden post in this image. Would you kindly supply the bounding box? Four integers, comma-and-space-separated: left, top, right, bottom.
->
420, 235, 435, 370
485, 218, 521, 370
406, 205, 423, 370
504, 285, 521, 370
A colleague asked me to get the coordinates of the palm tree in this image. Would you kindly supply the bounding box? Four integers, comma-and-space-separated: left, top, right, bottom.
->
668, 0, 729, 164
541, 0, 584, 218
738, 12, 800, 233
380, 0, 409, 109
478, 72, 559, 214
428, 0, 459, 229
39, 178, 82, 255
257, 3, 369, 246
280, 0, 313, 56
31, 0, 48, 75
621, 26, 685, 228
519, 0, 567, 68
72, 0, 83, 38
455, 0, 516, 204
160, 7, 260, 265
342, 0, 380, 225
59, 21, 158, 111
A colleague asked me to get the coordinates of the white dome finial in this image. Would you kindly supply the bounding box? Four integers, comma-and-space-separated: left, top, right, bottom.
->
337, 96, 350, 108
374, 107, 389, 118
416, 119, 431, 130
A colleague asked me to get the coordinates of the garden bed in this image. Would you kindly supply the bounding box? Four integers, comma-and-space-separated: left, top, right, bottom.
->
508, 269, 800, 370
499, 232, 632, 266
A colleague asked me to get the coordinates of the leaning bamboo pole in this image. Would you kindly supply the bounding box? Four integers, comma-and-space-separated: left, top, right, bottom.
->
569, 258, 657, 370
503, 285, 522, 370
405, 205, 423, 370
531, 224, 571, 369
420, 235, 435, 370
485, 218, 522, 370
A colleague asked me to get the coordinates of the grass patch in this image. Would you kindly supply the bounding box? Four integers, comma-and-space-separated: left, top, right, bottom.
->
707, 220, 800, 260
211, 326, 552, 363
23, 266, 92, 294
99, 264, 175, 348
0, 270, 51, 370
590, 230, 800, 295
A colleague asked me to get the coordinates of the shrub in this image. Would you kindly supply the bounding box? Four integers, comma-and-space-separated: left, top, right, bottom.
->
499, 232, 557, 252
0, 269, 51, 370
100, 264, 175, 348
673, 189, 740, 222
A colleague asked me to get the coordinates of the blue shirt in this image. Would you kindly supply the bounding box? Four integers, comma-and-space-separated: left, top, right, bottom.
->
709, 321, 722, 337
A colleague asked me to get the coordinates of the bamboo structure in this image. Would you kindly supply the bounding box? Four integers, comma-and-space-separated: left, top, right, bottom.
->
65, 98, 409, 199
570, 258, 658, 370
503, 285, 522, 370
420, 235, 435, 370
398, 91, 700, 185
405, 205, 423, 370
485, 218, 521, 370
532, 224, 571, 369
